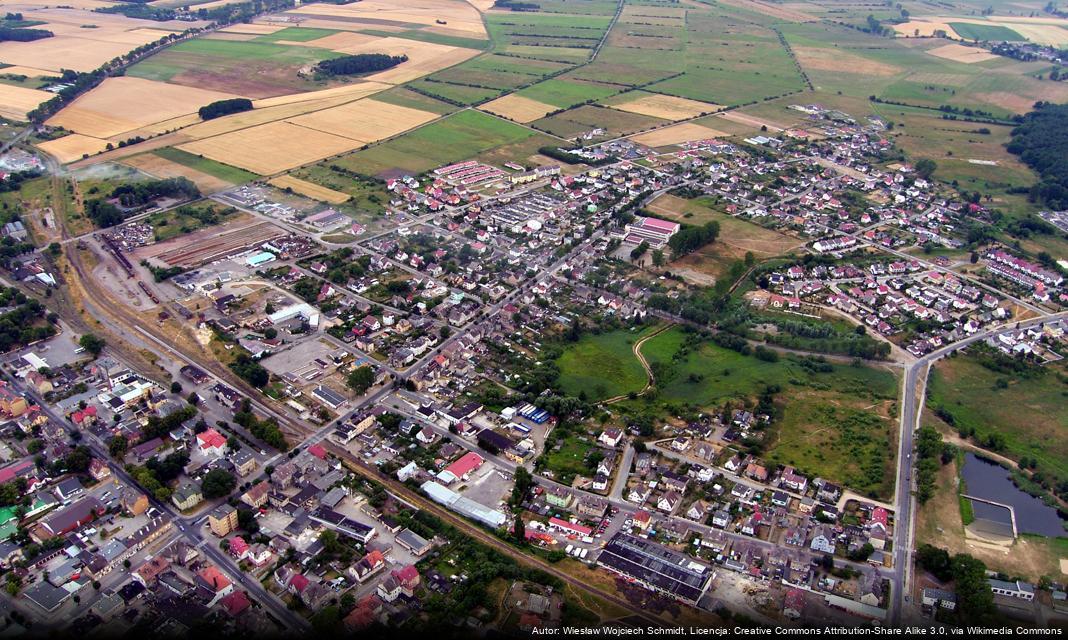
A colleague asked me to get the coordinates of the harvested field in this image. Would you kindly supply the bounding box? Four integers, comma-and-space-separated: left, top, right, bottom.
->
177, 121, 359, 175
46, 77, 246, 139
0, 66, 52, 77
714, 0, 817, 22
286, 98, 438, 142
715, 110, 791, 133
336, 37, 480, 84
995, 21, 1068, 46
37, 134, 111, 163
298, 30, 378, 50
268, 175, 350, 204
218, 23, 288, 35
925, 43, 998, 64
123, 152, 235, 194
892, 20, 962, 38
480, 94, 558, 123
609, 92, 721, 121
630, 122, 728, 147
177, 92, 386, 140
283, 0, 487, 38
252, 81, 392, 108
0, 8, 204, 73
0, 84, 53, 120
793, 46, 902, 76
139, 218, 287, 268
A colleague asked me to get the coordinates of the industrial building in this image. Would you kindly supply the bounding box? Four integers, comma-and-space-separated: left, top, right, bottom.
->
421, 481, 507, 529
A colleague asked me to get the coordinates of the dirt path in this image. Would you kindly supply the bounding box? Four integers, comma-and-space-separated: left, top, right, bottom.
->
604, 323, 674, 404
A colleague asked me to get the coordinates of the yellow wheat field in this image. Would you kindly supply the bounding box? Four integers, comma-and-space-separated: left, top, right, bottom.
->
0, 84, 54, 120
218, 22, 287, 35
268, 175, 350, 204
481, 94, 558, 123
123, 152, 235, 193
631, 122, 730, 147
286, 98, 438, 143
37, 134, 112, 163
926, 43, 999, 64
0, 8, 205, 73
286, 0, 487, 38
46, 77, 246, 139
177, 121, 359, 175
610, 93, 721, 121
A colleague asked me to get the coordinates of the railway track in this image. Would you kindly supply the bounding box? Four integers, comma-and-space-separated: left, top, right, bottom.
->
327, 442, 672, 629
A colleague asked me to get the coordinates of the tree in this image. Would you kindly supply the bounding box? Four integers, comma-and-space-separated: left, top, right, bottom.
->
914, 158, 937, 179
79, 333, 105, 358
652, 249, 664, 267
107, 435, 128, 459
201, 468, 236, 499
952, 553, 995, 619
346, 366, 375, 395
263, 327, 278, 340
170, 381, 183, 394
510, 466, 534, 506
513, 516, 526, 543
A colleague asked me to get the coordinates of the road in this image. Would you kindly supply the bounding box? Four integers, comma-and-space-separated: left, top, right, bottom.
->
886, 310, 1068, 624
0, 368, 310, 632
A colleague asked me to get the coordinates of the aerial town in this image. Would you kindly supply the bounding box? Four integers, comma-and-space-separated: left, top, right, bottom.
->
0, 0, 1062, 637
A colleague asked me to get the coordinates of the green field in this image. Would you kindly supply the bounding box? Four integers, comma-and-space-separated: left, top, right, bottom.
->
531, 104, 665, 140
927, 351, 1068, 483
366, 86, 456, 115
358, 28, 491, 50
948, 22, 1026, 42
517, 78, 619, 109
254, 27, 340, 42
334, 110, 537, 176
152, 147, 258, 185
127, 38, 344, 97
554, 325, 661, 401
634, 327, 899, 498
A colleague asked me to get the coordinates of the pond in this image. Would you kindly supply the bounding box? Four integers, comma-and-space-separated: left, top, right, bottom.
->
960, 452, 1067, 538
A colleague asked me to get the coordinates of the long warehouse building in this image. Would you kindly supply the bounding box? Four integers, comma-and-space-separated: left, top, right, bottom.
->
421, 481, 508, 529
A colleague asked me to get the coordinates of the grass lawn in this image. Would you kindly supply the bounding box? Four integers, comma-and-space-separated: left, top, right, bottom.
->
153, 147, 258, 185
555, 325, 661, 401
927, 351, 1068, 483
948, 22, 1026, 42
544, 434, 597, 481
337, 110, 535, 176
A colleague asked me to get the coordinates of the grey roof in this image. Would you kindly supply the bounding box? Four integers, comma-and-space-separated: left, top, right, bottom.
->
23, 581, 71, 612
395, 528, 431, 554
